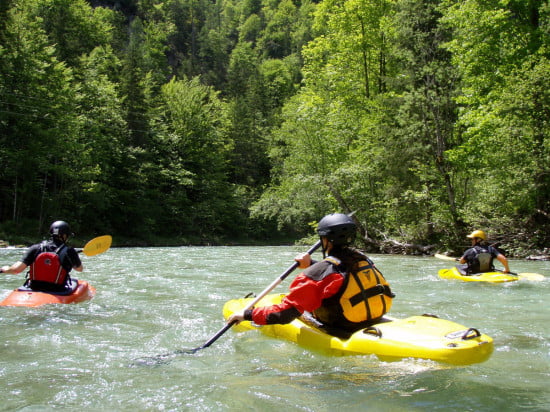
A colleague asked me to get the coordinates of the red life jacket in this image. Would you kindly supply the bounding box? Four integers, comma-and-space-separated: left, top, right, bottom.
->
28, 243, 69, 286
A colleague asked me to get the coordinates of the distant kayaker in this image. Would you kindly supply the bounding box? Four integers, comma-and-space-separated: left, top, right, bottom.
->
0, 220, 83, 292
228, 213, 394, 335
458, 230, 510, 275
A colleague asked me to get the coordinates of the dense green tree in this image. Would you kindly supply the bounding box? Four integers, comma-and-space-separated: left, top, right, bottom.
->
1, 0, 548, 252
72, 45, 129, 235
148, 76, 238, 237
257, 0, 297, 59
36, 0, 115, 68
252, 0, 398, 243
0, 0, 78, 235
387, 0, 462, 243
441, 0, 550, 249
197, 0, 238, 88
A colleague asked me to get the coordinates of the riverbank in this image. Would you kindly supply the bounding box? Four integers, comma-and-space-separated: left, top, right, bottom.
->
0, 232, 300, 250
2, 236, 548, 261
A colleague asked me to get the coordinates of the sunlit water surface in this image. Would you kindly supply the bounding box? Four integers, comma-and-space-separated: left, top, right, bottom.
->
1, 246, 549, 411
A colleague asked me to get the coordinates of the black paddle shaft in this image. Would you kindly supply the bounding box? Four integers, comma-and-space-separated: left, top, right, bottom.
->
190, 240, 323, 353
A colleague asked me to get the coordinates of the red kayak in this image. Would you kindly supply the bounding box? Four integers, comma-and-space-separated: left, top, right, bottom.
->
0, 280, 96, 307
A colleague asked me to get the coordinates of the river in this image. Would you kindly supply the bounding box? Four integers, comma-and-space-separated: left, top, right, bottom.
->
1, 246, 549, 411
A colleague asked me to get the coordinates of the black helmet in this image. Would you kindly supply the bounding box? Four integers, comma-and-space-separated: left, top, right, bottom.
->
317, 213, 356, 246
49, 220, 73, 238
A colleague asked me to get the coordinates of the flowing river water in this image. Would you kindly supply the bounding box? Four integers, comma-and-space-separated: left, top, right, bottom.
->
1, 245, 549, 411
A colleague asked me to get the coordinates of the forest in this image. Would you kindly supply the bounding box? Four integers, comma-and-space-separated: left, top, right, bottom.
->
0, 0, 548, 256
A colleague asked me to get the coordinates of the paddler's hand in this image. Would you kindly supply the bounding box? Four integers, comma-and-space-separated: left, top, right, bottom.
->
295, 252, 311, 269
227, 310, 246, 325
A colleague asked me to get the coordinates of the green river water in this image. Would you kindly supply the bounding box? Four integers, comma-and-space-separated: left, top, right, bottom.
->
1, 246, 549, 411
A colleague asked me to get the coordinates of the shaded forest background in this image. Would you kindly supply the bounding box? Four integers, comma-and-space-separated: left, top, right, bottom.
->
0, 0, 548, 256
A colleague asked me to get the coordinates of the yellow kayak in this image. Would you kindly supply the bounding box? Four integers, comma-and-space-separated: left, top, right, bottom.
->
438, 267, 519, 283
435, 254, 545, 282
438, 267, 544, 283
223, 294, 493, 365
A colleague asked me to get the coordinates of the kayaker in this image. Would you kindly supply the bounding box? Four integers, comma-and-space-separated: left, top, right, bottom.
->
228, 213, 394, 334
458, 230, 510, 275
0, 220, 83, 292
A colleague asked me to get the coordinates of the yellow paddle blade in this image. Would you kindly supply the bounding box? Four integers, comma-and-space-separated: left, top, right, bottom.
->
517, 272, 545, 282
82, 235, 112, 256
434, 253, 459, 261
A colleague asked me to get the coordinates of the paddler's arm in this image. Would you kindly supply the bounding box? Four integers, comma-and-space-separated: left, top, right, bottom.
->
228, 254, 317, 325
228, 272, 343, 326
0, 261, 27, 274
68, 248, 83, 272
496, 253, 510, 273
226, 276, 305, 325
459, 248, 472, 265
226, 300, 301, 325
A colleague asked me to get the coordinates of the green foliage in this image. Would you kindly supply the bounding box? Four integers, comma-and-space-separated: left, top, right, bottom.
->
439, 0, 550, 250
0, 0, 548, 252
35, 0, 115, 67
0, 0, 78, 232
149, 76, 239, 236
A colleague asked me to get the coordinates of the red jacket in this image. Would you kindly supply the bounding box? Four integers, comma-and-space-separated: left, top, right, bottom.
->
248, 271, 344, 325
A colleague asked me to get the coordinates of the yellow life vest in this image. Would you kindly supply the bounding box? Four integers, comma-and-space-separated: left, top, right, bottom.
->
337, 258, 393, 323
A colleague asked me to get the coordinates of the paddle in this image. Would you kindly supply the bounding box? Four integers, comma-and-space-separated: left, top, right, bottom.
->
189, 239, 322, 354
434, 253, 459, 262
506, 271, 544, 282
77, 235, 112, 257
135, 239, 323, 365
435, 253, 545, 281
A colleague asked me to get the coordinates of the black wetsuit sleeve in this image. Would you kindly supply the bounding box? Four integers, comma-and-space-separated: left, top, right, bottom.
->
66, 247, 82, 268
265, 307, 302, 324
244, 307, 301, 324
21, 244, 40, 266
